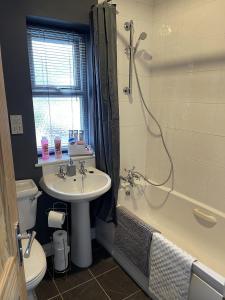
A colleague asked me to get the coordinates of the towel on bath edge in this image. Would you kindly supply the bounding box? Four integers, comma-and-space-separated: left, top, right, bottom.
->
114, 206, 158, 277
149, 232, 195, 300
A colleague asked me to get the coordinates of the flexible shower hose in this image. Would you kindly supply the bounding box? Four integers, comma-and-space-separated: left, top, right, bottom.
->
133, 57, 174, 190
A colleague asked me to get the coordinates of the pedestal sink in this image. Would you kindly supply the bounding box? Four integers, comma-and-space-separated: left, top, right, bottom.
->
40, 167, 111, 268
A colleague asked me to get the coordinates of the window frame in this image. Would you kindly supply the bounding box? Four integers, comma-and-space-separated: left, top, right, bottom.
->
27, 25, 89, 154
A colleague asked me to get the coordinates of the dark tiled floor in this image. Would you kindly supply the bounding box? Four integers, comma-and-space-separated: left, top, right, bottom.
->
97, 267, 139, 300
36, 240, 151, 300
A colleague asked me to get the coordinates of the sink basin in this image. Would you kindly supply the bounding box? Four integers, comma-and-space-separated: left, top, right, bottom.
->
40, 166, 111, 268
40, 167, 111, 202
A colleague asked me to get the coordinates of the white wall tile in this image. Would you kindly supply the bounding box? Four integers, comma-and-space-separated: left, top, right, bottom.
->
116, 0, 153, 175
145, 127, 172, 186
212, 104, 225, 136
119, 100, 146, 127
146, 0, 225, 214
120, 125, 147, 173
99, 0, 151, 175
115, 0, 225, 215
173, 155, 209, 206
115, 0, 152, 21
205, 163, 225, 212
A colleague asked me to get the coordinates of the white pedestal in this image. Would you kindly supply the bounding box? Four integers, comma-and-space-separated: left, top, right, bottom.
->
71, 202, 92, 268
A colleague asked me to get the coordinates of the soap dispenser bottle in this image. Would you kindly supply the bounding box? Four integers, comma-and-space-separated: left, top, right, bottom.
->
67, 158, 76, 176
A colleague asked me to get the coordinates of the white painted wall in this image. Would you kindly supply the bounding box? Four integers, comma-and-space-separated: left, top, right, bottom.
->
147, 0, 225, 213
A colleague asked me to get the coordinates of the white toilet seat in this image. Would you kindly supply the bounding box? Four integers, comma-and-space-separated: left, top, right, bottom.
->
22, 238, 47, 290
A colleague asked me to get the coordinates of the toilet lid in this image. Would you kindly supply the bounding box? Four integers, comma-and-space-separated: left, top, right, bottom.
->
22, 238, 47, 285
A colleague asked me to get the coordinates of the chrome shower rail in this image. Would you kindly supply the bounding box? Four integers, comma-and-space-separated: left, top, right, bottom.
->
123, 20, 134, 95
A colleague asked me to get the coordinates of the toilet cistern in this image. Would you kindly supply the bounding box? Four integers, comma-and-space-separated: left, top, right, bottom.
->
16, 179, 46, 300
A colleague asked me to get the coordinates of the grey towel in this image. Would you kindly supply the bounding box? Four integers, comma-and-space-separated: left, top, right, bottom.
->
114, 206, 158, 276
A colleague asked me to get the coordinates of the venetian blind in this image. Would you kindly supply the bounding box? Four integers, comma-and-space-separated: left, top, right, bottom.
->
27, 26, 88, 150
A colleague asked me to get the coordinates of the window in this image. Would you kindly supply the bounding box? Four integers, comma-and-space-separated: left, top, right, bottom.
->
27, 26, 88, 152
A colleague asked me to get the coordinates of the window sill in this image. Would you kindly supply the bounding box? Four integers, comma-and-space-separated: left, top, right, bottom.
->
35, 152, 95, 167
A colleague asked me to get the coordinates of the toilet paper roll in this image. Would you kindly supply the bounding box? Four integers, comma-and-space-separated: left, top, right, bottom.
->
53, 230, 70, 271
53, 230, 68, 249
54, 246, 70, 271
48, 211, 65, 228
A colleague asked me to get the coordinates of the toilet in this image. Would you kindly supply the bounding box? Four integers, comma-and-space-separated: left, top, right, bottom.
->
16, 179, 47, 300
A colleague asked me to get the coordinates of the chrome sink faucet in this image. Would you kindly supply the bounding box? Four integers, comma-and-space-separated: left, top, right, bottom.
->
79, 160, 87, 176
57, 165, 66, 179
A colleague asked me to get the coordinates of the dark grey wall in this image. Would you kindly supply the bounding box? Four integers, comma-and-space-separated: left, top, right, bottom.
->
0, 0, 97, 244
0, 0, 96, 181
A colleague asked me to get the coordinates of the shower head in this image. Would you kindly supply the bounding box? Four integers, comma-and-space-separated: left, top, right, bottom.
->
134, 32, 147, 54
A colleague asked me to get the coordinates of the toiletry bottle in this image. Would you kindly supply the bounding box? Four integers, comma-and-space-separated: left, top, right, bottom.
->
74, 130, 78, 143
77, 130, 84, 145
68, 130, 75, 144
41, 136, 49, 160
69, 130, 73, 139
54, 136, 62, 159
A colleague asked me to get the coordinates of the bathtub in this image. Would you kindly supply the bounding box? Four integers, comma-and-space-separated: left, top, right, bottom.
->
96, 180, 225, 300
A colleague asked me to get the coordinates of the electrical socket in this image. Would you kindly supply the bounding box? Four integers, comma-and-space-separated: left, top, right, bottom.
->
10, 115, 23, 135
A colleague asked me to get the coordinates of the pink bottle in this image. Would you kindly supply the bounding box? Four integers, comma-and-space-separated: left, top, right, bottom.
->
41, 136, 49, 160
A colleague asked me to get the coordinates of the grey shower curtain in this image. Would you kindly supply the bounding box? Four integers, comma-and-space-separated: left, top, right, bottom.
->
90, 2, 120, 223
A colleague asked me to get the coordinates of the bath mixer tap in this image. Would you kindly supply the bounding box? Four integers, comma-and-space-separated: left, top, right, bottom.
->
127, 168, 140, 187
120, 167, 140, 187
